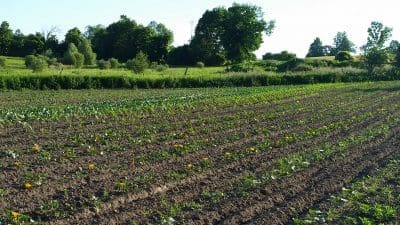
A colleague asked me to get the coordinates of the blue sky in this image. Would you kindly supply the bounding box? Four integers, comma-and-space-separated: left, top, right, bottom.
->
1, 0, 399, 57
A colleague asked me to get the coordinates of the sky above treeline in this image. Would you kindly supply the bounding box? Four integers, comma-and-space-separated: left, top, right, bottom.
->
1, 0, 399, 57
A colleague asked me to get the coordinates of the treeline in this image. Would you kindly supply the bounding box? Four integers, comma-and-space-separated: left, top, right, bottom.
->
0, 4, 399, 75
0, 3, 273, 68
261, 21, 400, 74
0, 16, 173, 65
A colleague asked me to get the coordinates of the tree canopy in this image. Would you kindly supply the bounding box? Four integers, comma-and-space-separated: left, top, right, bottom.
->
0, 21, 13, 55
361, 21, 393, 73
190, 7, 227, 66
88, 15, 173, 62
332, 32, 355, 55
306, 38, 327, 57
188, 3, 274, 65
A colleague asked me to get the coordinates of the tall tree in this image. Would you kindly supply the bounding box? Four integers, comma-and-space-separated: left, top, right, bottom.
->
332, 32, 355, 55
9, 29, 25, 56
0, 21, 13, 55
65, 27, 96, 65
65, 27, 83, 47
167, 45, 196, 66
78, 38, 96, 65
85, 25, 107, 59
23, 33, 46, 55
306, 37, 326, 57
42, 26, 61, 57
89, 15, 174, 62
221, 3, 274, 63
361, 21, 393, 74
84, 25, 106, 41
146, 21, 173, 62
190, 7, 227, 65
362, 21, 392, 52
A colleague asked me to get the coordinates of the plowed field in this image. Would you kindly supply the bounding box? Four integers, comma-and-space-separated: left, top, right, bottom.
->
1, 82, 400, 224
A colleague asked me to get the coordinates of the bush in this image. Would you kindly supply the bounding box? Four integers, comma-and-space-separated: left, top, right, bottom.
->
78, 38, 96, 65
155, 64, 169, 72
205, 54, 226, 66
304, 59, 332, 68
332, 60, 353, 68
257, 60, 280, 72
109, 58, 119, 69
25, 56, 47, 72
262, 51, 297, 61
126, 51, 149, 74
150, 62, 169, 72
74, 52, 84, 68
363, 48, 390, 74
97, 59, 111, 70
335, 51, 353, 62
46, 57, 58, 66
226, 61, 255, 72
292, 64, 313, 72
63, 43, 84, 68
0, 57, 5, 68
63, 43, 79, 66
25, 55, 36, 68
167, 45, 196, 66
196, 62, 205, 68
277, 58, 304, 72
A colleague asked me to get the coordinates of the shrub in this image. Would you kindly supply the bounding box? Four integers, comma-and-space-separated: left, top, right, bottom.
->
257, 60, 280, 72
63, 43, 84, 68
109, 58, 119, 69
126, 51, 149, 74
25, 55, 36, 68
0, 57, 5, 68
277, 58, 304, 72
332, 60, 353, 68
205, 54, 226, 66
74, 52, 84, 68
78, 38, 96, 65
226, 61, 255, 72
167, 45, 196, 66
304, 59, 332, 68
155, 64, 169, 72
44, 57, 57, 67
26, 56, 47, 73
63, 43, 79, 65
292, 64, 313, 72
363, 48, 390, 74
262, 51, 297, 61
335, 51, 353, 62
150, 62, 169, 72
97, 59, 111, 70
196, 62, 205, 68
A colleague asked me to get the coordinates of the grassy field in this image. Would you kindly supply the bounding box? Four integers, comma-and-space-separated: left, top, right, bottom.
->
0, 56, 237, 78
1, 56, 400, 90
1, 81, 400, 224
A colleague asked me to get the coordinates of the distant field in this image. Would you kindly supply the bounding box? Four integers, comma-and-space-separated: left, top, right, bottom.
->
1, 56, 399, 90
1, 81, 400, 224
0, 56, 227, 78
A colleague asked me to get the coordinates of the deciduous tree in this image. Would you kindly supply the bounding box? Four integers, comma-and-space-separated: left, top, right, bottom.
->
0, 21, 13, 55
361, 21, 392, 74
332, 32, 355, 55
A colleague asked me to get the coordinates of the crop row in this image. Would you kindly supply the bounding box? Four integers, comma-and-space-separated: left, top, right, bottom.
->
1, 81, 400, 224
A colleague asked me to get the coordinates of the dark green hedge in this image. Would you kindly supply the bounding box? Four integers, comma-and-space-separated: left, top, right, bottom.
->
0, 70, 399, 90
